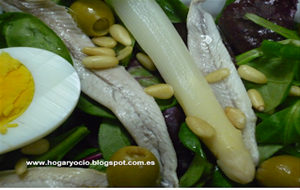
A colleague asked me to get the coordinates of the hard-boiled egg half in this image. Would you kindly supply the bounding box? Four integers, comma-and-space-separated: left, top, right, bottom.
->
0, 47, 80, 154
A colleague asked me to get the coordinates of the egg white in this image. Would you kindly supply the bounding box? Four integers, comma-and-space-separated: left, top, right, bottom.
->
0, 47, 80, 154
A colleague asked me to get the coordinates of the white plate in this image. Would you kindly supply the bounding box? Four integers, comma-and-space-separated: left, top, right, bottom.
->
0, 47, 80, 154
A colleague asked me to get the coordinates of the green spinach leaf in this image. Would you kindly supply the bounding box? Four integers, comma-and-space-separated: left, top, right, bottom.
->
98, 119, 133, 160
261, 40, 300, 60
89, 158, 107, 173
277, 143, 300, 158
155, 97, 178, 111
256, 100, 300, 145
244, 56, 295, 112
178, 122, 208, 187
255, 112, 272, 121
0, 12, 72, 64
155, 0, 189, 23
193, 161, 215, 187
294, 62, 300, 83
205, 166, 234, 187
179, 122, 206, 158
77, 93, 116, 119
257, 144, 283, 164
179, 154, 207, 187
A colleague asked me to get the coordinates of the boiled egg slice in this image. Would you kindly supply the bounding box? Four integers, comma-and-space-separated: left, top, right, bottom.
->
0, 47, 80, 154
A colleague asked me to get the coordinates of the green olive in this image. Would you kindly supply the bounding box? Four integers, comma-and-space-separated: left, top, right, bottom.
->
106, 146, 160, 187
256, 155, 300, 187
69, 0, 115, 37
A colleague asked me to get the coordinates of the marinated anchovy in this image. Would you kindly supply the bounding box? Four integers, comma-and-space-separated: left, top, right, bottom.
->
0, 167, 108, 187
0, 0, 178, 187
187, 0, 259, 165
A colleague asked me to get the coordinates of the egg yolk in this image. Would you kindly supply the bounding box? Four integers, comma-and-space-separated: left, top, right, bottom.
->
0, 52, 35, 134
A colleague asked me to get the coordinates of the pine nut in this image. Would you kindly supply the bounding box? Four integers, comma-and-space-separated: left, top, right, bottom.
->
21, 139, 50, 155
15, 158, 28, 175
136, 52, 156, 71
92, 36, 117, 48
82, 55, 119, 69
185, 116, 216, 139
238, 65, 267, 84
288, 85, 300, 96
109, 24, 132, 46
144, 83, 174, 99
225, 107, 246, 130
247, 89, 265, 112
117, 46, 133, 60
205, 68, 230, 83
81, 47, 116, 57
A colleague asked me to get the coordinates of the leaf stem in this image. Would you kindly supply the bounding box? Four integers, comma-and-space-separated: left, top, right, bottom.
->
236, 48, 263, 65
35, 126, 90, 162
244, 13, 300, 40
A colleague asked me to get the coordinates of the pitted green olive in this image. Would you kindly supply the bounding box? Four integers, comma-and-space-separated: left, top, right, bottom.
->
256, 155, 300, 187
69, 0, 115, 37
106, 146, 160, 187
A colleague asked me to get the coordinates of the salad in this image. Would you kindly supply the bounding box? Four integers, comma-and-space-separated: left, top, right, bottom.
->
0, 0, 299, 187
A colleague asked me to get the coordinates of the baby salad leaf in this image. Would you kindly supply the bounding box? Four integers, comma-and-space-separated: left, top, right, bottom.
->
179, 122, 206, 158
0, 12, 73, 64
244, 56, 296, 112
277, 143, 300, 158
179, 154, 207, 187
256, 99, 300, 145
193, 161, 215, 187
155, 0, 189, 23
295, 63, 300, 84
77, 93, 116, 119
98, 119, 133, 161
205, 166, 256, 187
155, 97, 178, 111
205, 166, 234, 187
261, 40, 300, 61
89, 158, 107, 173
257, 144, 283, 164
277, 96, 300, 111
260, 40, 300, 84
178, 123, 207, 187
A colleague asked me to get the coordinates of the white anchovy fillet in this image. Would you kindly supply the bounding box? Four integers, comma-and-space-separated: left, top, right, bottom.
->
0, 0, 178, 187
0, 167, 108, 187
187, 0, 259, 165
